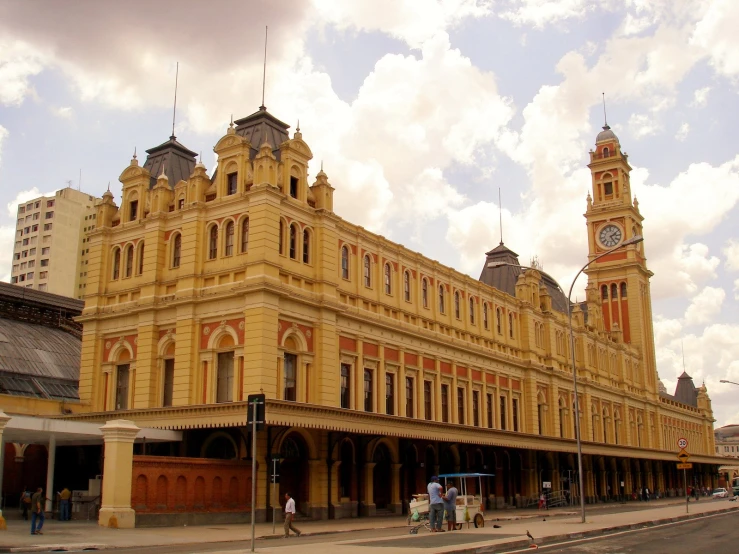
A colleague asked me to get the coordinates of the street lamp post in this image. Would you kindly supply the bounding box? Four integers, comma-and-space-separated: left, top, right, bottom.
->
488, 234, 643, 523
720, 380, 739, 386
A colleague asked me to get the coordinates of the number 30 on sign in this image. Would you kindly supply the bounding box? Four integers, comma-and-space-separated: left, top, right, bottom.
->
677, 437, 688, 449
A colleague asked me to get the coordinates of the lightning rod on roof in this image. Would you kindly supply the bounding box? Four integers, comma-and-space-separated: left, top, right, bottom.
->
172, 62, 179, 139
602, 92, 608, 128
498, 187, 503, 245
261, 26, 268, 110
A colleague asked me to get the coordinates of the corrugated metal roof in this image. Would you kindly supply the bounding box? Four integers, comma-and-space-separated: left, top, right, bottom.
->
142, 135, 197, 189
0, 281, 83, 312
0, 318, 80, 381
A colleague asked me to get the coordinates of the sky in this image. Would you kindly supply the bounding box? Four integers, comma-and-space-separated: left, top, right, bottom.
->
0, 0, 738, 428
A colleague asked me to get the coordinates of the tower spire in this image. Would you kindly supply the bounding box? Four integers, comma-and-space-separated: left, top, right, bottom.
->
602, 92, 609, 129
260, 26, 268, 110
498, 187, 503, 245
171, 62, 179, 139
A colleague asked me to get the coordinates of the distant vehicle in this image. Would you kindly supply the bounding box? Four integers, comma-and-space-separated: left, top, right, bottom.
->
712, 487, 729, 498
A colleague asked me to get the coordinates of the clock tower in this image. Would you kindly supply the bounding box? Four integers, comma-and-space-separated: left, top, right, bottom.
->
584, 123, 658, 393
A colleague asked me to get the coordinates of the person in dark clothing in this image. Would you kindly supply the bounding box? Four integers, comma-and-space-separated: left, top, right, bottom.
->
20, 487, 32, 521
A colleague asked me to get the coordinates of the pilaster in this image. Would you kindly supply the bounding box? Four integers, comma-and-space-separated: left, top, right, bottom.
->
98, 419, 140, 528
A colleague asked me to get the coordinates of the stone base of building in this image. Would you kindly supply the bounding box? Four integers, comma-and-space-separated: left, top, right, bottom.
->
99, 507, 136, 528
333, 500, 358, 519
135, 510, 262, 528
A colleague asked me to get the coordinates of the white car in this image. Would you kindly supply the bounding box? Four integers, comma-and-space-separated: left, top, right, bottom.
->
712, 487, 729, 498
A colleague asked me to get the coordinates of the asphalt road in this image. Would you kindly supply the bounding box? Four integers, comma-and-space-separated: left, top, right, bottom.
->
502, 510, 739, 554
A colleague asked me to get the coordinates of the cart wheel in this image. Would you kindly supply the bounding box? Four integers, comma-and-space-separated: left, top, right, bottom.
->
455, 523, 463, 530
474, 513, 485, 528
410, 528, 418, 535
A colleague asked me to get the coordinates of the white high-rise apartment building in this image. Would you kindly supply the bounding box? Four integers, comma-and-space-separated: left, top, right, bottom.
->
10, 187, 101, 299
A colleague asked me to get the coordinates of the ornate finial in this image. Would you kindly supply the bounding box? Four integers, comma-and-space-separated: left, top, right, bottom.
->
498, 188, 504, 246
159, 162, 168, 179
107, 181, 110, 192
133, 147, 137, 160
260, 26, 268, 111
199, 151, 202, 163
296, 119, 300, 132
602, 92, 609, 130
321, 160, 323, 171
171, 62, 179, 139
229, 114, 234, 128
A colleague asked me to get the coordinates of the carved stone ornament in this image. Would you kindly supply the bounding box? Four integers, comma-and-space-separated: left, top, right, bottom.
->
238, 321, 245, 330
220, 320, 227, 328
204, 326, 211, 335
134, 337, 138, 345
277, 322, 282, 332
105, 341, 112, 350
226, 137, 235, 146
292, 322, 298, 329
305, 330, 312, 338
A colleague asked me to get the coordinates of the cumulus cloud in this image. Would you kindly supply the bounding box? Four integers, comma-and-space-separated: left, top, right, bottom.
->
691, 86, 711, 108
629, 113, 660, 138
498, 0, 611, 28
691, 0, 739, 78
6, 187, 57, 218
683, 286, 725, 324
675, 122, 690, 141
0, 39, 47, 106
723, 239, 739, 271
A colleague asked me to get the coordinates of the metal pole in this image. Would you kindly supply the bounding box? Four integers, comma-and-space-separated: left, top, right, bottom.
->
272, 458, 277, 535
685, 468, 688, 514
251, 400, 258, 553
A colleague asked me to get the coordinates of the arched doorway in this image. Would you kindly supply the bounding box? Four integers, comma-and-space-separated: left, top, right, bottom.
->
424, 445, 436, 485
279, 434, 309, 514
402, 444, 418, 513
339, 440, 356, 500
373, 443, 392, 510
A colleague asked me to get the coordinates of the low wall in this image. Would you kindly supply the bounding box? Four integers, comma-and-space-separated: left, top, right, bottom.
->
131, 455, 253, 527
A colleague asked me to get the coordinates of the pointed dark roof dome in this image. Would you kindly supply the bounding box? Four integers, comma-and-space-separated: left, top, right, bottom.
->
234, 106, 290, 161
142, 135, 197, 188
596, 124, 619, 144
673, 371, 698, 407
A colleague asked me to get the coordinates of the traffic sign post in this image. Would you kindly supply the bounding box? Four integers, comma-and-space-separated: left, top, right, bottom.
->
677, 438, 690, 515
248, 394, 265, 552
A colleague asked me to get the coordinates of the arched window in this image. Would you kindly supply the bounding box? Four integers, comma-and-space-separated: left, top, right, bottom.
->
363, 255, 371, 287
403, 271, 410, 302
241, 218, 249, 253
509, 312, 514, 338
422, 278, 428, 308
125, 245, 134, 277
483, 303, 488, 329
112, 248, 121, 279
469, 297, 475, 324
289, 224, 297, 259
439, 285, 445, 313
208, 225, 218, 259
303, 229, 310, 263
384, 263, 391, 294
224, 221, 234, 256
601, 285, 608, 300
278, 220, 284, 255
454, 291, 460, 319
136, 243, 145, 275
172, 234, 181, 268
611, 283, 618, 299
603, 147, 610, 158
620, 282, 627, 298
341, 246, 349, 279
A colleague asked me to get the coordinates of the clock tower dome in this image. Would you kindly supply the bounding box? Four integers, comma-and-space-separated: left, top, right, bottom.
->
584, 122, 658, 393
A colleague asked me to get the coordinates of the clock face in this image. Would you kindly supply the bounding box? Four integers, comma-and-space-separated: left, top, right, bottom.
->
599, 224, 622, 248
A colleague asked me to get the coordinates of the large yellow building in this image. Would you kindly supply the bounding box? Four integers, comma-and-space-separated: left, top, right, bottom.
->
73, 108, 719, 522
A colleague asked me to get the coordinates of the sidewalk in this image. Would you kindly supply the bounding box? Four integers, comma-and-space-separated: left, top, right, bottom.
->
0, 497, 735, 553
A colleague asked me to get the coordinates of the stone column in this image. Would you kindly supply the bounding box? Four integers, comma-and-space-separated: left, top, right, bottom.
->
390, 463, 403, 514
0, 411, 10, 528
98, 419, 140, 529
45, 435, 56, 513
362, 462, 376, 516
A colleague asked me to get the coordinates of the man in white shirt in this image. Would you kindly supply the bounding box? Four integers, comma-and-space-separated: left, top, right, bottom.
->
283, 492, 301, 538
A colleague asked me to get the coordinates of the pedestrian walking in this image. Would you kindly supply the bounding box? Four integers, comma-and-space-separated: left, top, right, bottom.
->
443, 480, 458, 531
20, 487, 31, 521
30, 487, 44, 535
427, 476, 445, 532
283, 492, 301, 538
58, 487, 72, 521
538, 492, 546, 510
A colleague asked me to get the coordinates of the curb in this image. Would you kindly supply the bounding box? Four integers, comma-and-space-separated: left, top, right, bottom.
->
446, 505, 739, 553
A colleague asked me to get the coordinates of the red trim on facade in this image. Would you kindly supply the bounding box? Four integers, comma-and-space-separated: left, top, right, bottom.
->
457, 366, 467, 378
339, 336, 357, 352
423, 357, 435, 370
471, 369, 482, 381
363, 342, 378, 357
440, 361, 452, 375
405, 352, 418, 366
485, 373, 495, 384
385, 347, 399, 362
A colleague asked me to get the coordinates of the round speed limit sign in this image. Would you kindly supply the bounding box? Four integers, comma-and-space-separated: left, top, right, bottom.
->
678, 437, 688, 449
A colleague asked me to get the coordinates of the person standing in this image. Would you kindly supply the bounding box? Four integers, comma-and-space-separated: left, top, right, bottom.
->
427, 476, 445, 532
20, 487, 32, 521
59, 487, 72, 521
443, 480, 458, 531
30, 487, 44, 535
283, 492, 301, 538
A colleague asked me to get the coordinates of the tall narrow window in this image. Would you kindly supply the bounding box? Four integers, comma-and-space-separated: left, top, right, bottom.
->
405, 376, 414, 418
512, 398, 519, 431
509, 313, 514, 338
363, 255, 371, 287
227, 173, 237, 195
112, 248, 121, 279
225, 221, 234, 256
284, 353, 297, 401
137, 244, 145, 275
172, 234, 181, 268
603, 147, 610, 157
500, 395, 507, 431
384, 263, 391, 294
559, 405, 565, 438
424, 381, 432, 420
457, 387, 465, 425
289, 224, 297, 259
441, 384, 449, 423
620, 282, 627, 298
129, 200, 138, 221
289, 176, 298, 198
125, 245, 134, 277
217, 352, 234, 403
163, 358, 175, 407
385, 373, 394, 415
422, 279, 428, 308
115, 364, 130, 410
611, 283, 618, 299
538, 404, 544, 435
403, 271, 410, 301
454, 291, 460, 319
208, 226, 218, 259
341, 246, 349, 279
439, 285, 445, 313
483, 303, 488, 329
303, 229, 310, 263
601, 285, 608, 300
473, 391, 480, 427
241, 218, 249, 253
279, 221, 284, 255
469, 297, 475, 324
340, 363, 351, 409
364, 369, 373, 412
486, 393, 493, 428
496, 308, 502, 334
